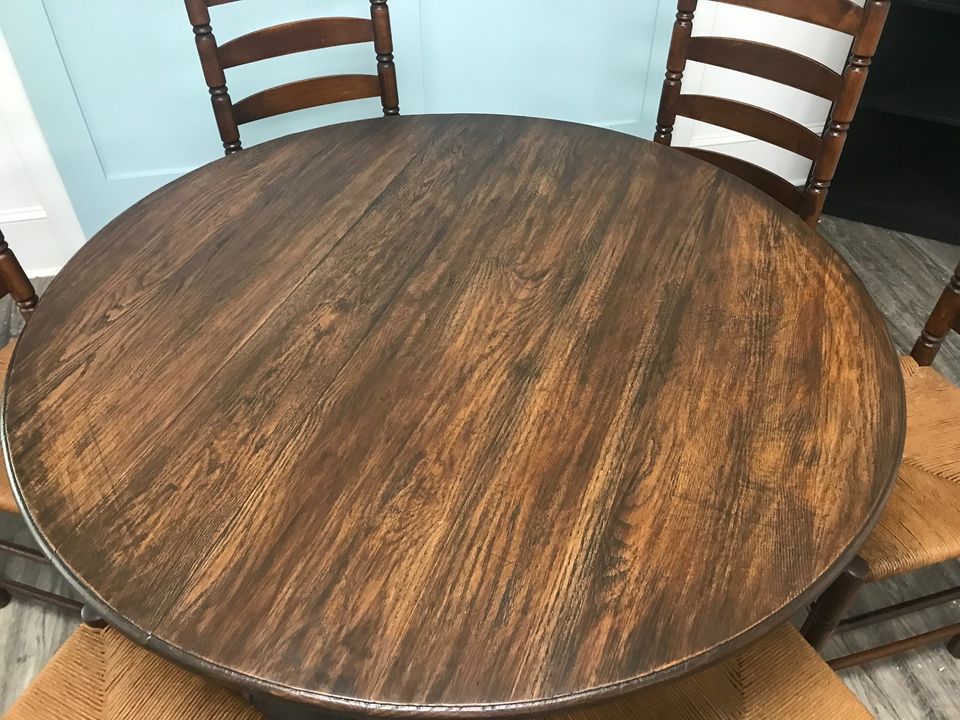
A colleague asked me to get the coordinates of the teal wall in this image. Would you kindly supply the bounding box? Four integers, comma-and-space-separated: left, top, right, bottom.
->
0, 1, 673, 237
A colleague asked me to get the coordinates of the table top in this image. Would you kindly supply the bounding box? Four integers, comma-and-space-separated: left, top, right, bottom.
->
3, 114, 905, 717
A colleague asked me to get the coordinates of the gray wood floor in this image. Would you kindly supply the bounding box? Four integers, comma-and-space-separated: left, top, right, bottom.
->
0, 218, 959, 718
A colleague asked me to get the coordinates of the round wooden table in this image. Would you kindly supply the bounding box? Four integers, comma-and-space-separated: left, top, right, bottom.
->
3, 115, 904, 719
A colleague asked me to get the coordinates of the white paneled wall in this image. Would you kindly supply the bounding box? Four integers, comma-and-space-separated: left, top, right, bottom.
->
674, 1, 860, 185
0, 30, 84, 276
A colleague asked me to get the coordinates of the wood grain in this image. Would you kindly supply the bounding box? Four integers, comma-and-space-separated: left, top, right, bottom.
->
675, 94, 823, 159
687, 37, 842, 100
218, 18, 375, 69
677, 147, 803, 212
1, 115, 905, 717
232, 74, 382, 124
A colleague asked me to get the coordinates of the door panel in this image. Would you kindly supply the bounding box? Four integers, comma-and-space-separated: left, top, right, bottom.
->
1, 1, 670, 238
0, 0, 426, 236
420, 0, 672, 137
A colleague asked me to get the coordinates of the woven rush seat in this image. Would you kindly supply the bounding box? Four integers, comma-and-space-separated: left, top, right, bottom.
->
3, 625, 263, 720
554, 625, 871, 720
0, 340, 17, 515
859, 356, 960, 581
4, 624, 870, 719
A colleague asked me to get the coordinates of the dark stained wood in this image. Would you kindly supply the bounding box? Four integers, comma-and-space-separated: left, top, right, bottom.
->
655, 0, 891, 226
184, 0, 241, 154
184, 0, 397, 154
218, 18, 375, 69
829, 622, 960, 670
912, 261, 960, 365
0, 229, 38, 319
802, 556, 870, 650
715, 0, 864, 34
370, 0, 399, 116
0, 578, 82, 614
804, 0, 892, 225
654, 0, 696, 145
2, 115, 905, 718
678, 147, 803, 212
687, 37, 842, 100
839, 586, 960, 632
233, 74, 381, 125
675, 95, 822, 159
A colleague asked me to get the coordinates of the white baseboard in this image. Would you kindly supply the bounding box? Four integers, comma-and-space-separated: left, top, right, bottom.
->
1, 214, 69, 277
0, 205, 46, 224
0, 30, 84, 278
28, 266, 63, 279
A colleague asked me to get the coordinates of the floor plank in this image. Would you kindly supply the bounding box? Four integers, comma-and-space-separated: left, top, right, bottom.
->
0, 277, 81, 714
1, 218, 959, 717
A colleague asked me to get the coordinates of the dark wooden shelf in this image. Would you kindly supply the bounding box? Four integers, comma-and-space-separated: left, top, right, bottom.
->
893, 0, 960, 15
826, 109, 960, 245
827, 0, 960, 244
862, 79, 960, 127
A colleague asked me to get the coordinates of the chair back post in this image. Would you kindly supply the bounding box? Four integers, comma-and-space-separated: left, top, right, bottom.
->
912, 262, 960, 366
802, 0, 890, 225
0, 229, 39, 320
370, 0, 399, 116
655, 0, 698, 146
184, 0, 242, 155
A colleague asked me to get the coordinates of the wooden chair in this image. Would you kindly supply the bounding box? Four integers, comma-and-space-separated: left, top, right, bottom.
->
184, 0, 399, 155
654, 0, 890, 226
0, 228, 78, 613
802, 261, 960, 668
3, 623, 871, 719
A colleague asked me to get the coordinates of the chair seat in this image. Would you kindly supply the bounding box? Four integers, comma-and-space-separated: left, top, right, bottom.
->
561, 625, 870, 720
5, 624, 869, 720
0, 340, 17, 515
859, 356, 960, 581
3, 625, 263, 720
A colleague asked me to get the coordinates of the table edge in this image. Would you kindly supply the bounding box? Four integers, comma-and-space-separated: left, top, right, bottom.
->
0, 114, 908, 717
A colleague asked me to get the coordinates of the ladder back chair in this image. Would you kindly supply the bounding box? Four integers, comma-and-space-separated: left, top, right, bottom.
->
184, 0, 399, 155
802, 261, 960, 668
655, 0, 890, 226
0, 228, 80, 613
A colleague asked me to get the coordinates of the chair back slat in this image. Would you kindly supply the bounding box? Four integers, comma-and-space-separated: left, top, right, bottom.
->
678, 147, 803, 212
234, 74, 381, 125
219, 18, 375, 69
688, 37, 841, 100
676, 95, 821, 159
184, 0, 398, 154
715, 0, 863, 34
655, 0, 891, 225
912, 263, 960, 366
0, 229, 38, 320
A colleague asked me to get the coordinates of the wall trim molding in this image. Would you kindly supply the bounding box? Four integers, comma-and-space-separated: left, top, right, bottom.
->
29, 265, 63, 279
686, 121, 822, 188
690, 121, 824, 149
0, 205, 47, 224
